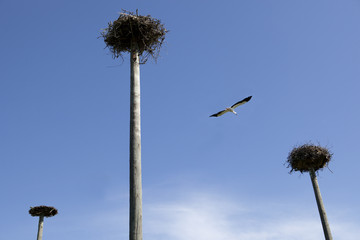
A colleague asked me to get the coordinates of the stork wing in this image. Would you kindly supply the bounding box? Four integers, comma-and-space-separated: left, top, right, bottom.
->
210, 109, 230, 117
231, 96, 252, 109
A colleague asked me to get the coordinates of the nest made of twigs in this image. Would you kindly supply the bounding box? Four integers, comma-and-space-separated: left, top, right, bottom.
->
100, 10, 167, 63
286, 144, 332, 173
29, 206, 58, 217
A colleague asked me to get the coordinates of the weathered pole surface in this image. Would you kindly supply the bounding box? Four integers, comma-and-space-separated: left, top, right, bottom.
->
129, 41, 143, 240
309, 169, 333, 240
36, 215, 44, 240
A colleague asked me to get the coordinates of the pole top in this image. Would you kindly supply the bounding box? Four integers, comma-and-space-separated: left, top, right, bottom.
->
29, 206, 58, 217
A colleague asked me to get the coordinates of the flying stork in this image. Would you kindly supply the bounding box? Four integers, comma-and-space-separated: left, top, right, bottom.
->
210, 96, 252, 117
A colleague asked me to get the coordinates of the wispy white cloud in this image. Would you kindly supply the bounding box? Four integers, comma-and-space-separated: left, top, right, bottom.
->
52, 190, 359, 240
142, 192, 359, 240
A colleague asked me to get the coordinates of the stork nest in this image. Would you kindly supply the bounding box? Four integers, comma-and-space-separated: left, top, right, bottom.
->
100, 10, 167, 63
29, 206, 58, 217
286, 144, 332, 173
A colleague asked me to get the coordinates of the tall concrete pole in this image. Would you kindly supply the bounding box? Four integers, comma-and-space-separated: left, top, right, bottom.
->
309, 169, 333, 240
129, 41, 143, 240
36, 215, 44, 240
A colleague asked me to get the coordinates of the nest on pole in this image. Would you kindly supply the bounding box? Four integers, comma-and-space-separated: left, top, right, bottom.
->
29, 206, 58, 217
286, 144, 332, 173
100, 10, 168, 63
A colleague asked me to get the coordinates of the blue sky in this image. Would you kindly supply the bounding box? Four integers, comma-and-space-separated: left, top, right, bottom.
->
1, 0, 360, 239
